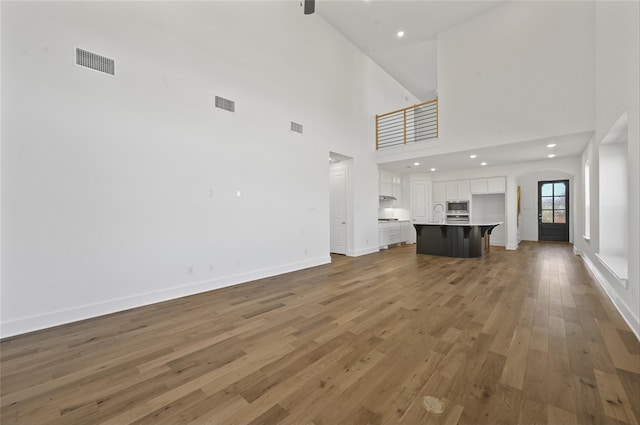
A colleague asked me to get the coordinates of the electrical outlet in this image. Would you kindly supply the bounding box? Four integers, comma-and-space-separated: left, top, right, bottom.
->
304, 249, 308, 255
208, 190, 214, 197
209, 264, 214, 271
187, 266, 193, 275
236, 190, 241, 198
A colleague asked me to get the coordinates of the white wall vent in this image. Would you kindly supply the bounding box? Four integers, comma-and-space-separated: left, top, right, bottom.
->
290, 121, 304, 134
215, 96, 235, 113
75, 48, 115, 76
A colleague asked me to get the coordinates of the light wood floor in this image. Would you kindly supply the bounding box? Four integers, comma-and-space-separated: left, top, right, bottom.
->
1, 242, 639, 425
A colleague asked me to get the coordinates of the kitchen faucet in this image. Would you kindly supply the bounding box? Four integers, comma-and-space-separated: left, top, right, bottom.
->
433, 203, 445, 223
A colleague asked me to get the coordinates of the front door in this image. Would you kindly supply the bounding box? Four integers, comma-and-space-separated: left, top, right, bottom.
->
538, 180, 569, 242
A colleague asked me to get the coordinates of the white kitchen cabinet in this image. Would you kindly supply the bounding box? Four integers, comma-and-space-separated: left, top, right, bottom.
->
379, 221, 410, 248
400, 221, 411, 243
387, 227, 401, 245
487, 177, 506, 193
392, 183, 402, 207
457, 181, 470, 200
445, 181, 470, 200
379, 171, 401, 204
470, 177, 506, 194
470, 179, 488, 194
433, 182, 446, 202
445, 182, 457, 200
378, 225, 387, 247
380, 182, 393, 197
379, 170, 393, 197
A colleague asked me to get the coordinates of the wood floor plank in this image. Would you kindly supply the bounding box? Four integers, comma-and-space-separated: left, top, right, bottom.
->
500, 326, 531, 390
517, 399, 547, 425
597, 319, 640, 374
594, 369, 639, 425
547, 404, 579, 425
1, 241, 638, 425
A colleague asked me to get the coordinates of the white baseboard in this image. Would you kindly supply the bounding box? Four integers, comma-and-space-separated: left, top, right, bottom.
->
0, 256, 331, 339
349, 246, 380, 257
579, 252, 640, 341
506, 242, 519, 250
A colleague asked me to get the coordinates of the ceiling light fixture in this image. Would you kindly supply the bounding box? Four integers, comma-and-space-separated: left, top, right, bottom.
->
430, 168, 436, 172
547, 143, 557, 148
470, 154, 477, 159
302, 0, 315, 15
397, 30, 405, 38
548, 154, 556, 158
481, 162, 487, 166
414, 162, 420, 166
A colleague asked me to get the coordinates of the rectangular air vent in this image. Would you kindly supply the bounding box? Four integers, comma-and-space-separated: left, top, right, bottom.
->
290, 121, 303, 134
75, 48, 115, 76
215, 96, 235, 113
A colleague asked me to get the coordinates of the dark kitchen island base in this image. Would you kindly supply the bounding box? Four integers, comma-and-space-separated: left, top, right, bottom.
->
414, 222, 502, 258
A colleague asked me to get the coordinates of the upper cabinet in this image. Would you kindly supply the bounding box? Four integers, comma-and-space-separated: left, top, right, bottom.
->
470, 179, 488, 194
435, 177, 506, 202
444, 181, 470, 201
457, 181, 470, 200
487, 177, 506, 193
379, 170, 393, 197
433, 182, 446, 203
470, 177, 506, 194
379, 169, 402, 207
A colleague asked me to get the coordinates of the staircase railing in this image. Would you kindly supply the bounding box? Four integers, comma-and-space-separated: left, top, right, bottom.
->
376, 97, 438, 150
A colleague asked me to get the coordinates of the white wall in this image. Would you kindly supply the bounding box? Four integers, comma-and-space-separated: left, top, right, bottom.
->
348, 33, 420, 256
471, 194, 505, 246
436, 1, 594, 154
0, 1, 416, 337
598, 142, 628, 257
517, 170, 574, 242
574, 1, 639, 338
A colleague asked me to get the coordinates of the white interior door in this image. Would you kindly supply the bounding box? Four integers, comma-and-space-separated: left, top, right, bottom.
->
411, 179, 430, 224
330, 169, 347, 254
411, 178, 430, 244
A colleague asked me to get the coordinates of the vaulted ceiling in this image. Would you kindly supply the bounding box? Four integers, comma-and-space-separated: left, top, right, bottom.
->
318, 0, 506, 101
318, 1, 593, 174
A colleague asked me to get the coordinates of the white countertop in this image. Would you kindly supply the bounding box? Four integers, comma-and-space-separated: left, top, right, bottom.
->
415, 221, 503, 227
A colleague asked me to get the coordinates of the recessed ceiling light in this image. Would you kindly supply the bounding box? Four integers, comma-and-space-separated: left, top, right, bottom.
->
414, 162, 420, 166
470, 154, 477, 159
481, 162, 487, 166
397, 30, 405, 38
430, 168, 436, 172
547, 143, 556, 148
548, 154, 556, 158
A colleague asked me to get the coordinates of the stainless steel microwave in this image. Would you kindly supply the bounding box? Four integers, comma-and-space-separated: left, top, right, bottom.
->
446, 200, 469, 214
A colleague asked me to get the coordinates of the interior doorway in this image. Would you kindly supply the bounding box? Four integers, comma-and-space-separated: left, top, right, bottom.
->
538, 179, 569, 242
329, 152, 352, 255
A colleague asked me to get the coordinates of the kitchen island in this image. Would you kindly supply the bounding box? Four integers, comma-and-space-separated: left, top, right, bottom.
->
414, 222, 502, 258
